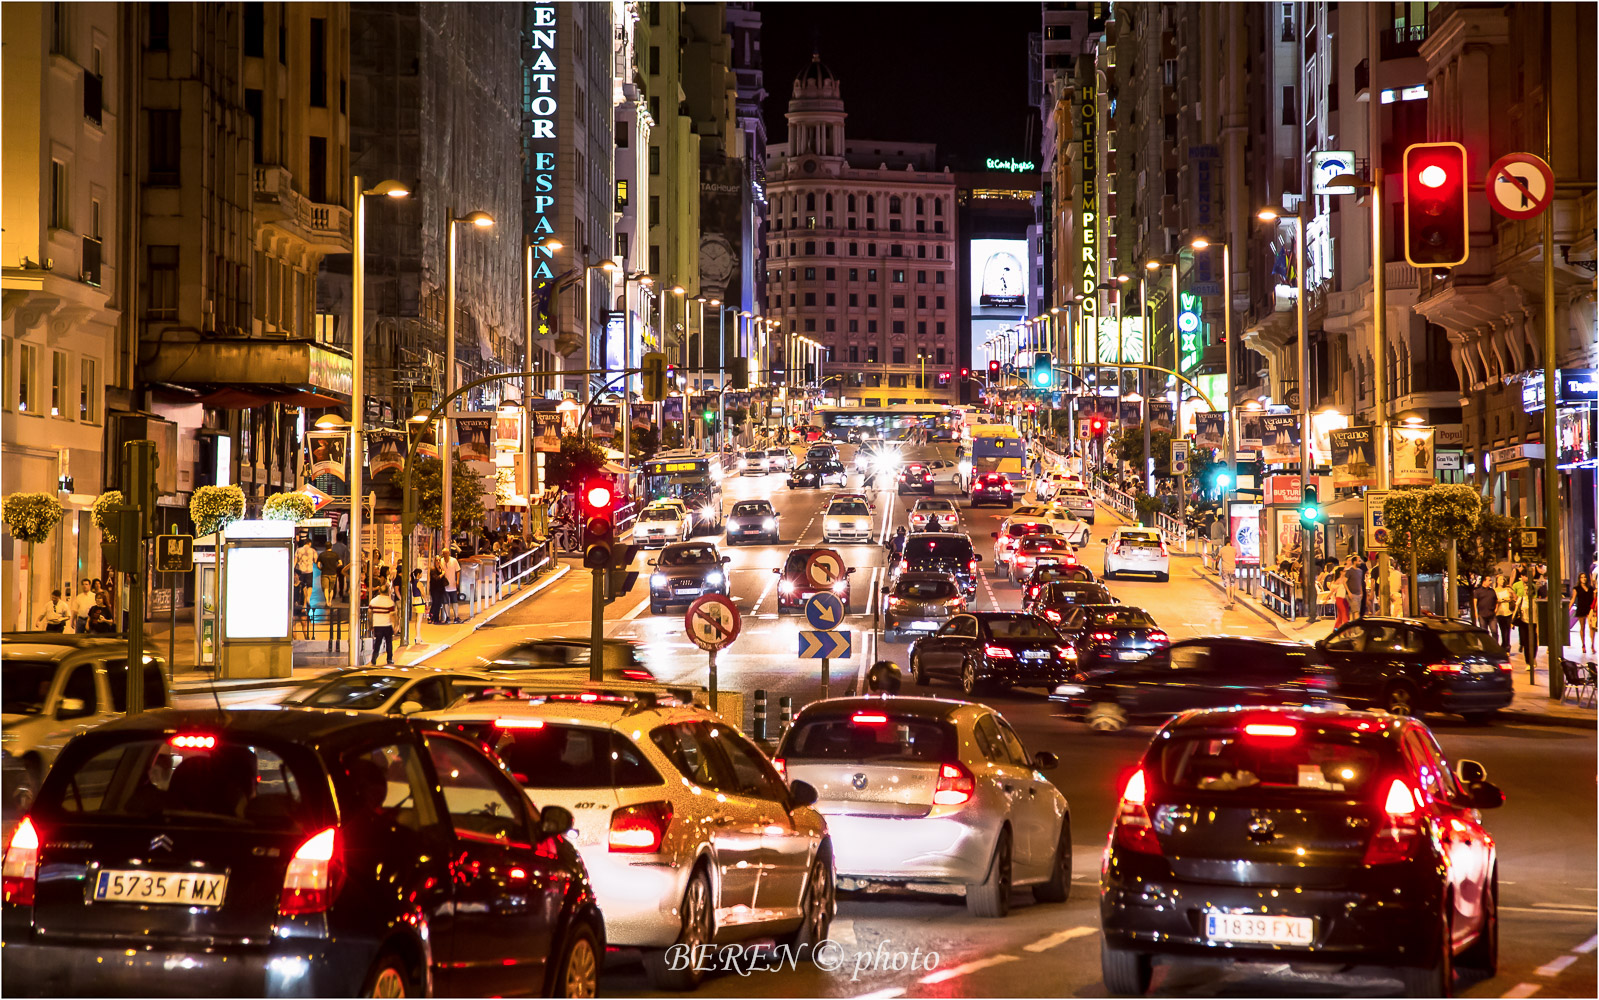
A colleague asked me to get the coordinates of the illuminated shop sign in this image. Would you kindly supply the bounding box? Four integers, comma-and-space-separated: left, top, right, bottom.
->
527, 3, 559, 280
1178, 290, 1203, 374
986, 157, 1037, 172
1078, 84, 1099, 346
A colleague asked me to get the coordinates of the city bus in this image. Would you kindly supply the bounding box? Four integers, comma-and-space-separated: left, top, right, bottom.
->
814, 405, 958, 443
963, 422, 1027, 486
638, 450, 724, 533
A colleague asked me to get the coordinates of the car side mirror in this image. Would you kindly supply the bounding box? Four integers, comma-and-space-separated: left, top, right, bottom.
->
56, 697, 87, 719
1456, 759, 1487, 785
647, 558, 657, 567
397, 700, 424, 716
1467, 780, 1505, 810
772, 567, 781, 574
1032, 750, 1060, 771
537, 805, 575, 839
721, 556, 732, 564
789, 779, 819, 808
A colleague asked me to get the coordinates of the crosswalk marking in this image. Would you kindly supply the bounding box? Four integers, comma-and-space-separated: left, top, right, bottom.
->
1023, 926, 1097, 952
1574, 935, 1598, 954
917, 953, 1018, 985
1502, 984, 1542, 998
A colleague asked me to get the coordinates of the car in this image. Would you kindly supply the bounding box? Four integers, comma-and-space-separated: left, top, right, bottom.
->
970, 472, 1015, 508
1044, 511, 1092, 548
775, 696, 1069, 919
881, 572, 968, 642
788, 461, 845, 488
909, 612, 1076, 695
1052, 636, 1340, 732
740, 450, 769, 475
421, 688, 834, 989
277, 666, 498, 716
908, 497, 960, 532
647, 541, 732, 613
1, 709, 605, 998
1011, 502, 1054, 519
1099, 706, 1504, 998
1002, 534, 1078, 586
634, 502, 692, 547
1033, 472, 1074, 501
1054, 484, 1096, 524
474, 637, 660, 682
726, 499, 780, 544
830, 490, 876, 513
2, 635, 171, 813
1314, 617, 1514, 721
1027, 579, 1115, 620
805, 443, 839, 464
767, 447, 796, 472
1052, 604, 1170, 671
774, 547, 855, 613
991, 516, 1056, 571
1022, 563, 1099, 606
897, 463, 936, 495
1104, 526, 1170, 581
897, 531, 978, 598
821, 499, 875, 543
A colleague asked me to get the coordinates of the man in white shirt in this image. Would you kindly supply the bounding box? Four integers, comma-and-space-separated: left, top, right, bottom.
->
368, 584, 398, 665
443, 551, 461, 623
38, 590, 70, 632
70, 579, 97, 634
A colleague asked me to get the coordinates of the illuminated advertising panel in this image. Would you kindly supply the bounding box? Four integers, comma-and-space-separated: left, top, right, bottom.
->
971, 239, 1028, 308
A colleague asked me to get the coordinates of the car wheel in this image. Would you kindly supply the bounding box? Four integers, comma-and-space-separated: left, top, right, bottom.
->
1086, 701, 1127, 733
360, 952, 414, 998
961, 658, 981, 696
1458, 871, 1498, 975
1155, 572, 1169, 583
785, 847, 836, 961
650, 603, 664, 615
965, 828, 1012, 918
1033, 818, 1073, 903
1100, 941, 1153, 996
550, 924, 600, 998
1400, 909, 1454, 997
1384, 682, 1421, 718
644, 867, 714, 990
1460, 712, 1493, 726
911, 652, 929, 686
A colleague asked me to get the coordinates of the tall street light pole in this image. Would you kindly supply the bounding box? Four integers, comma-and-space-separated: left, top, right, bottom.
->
443, 208, 494, 557
669, 285, 686, 446
347, 176, 409, 669
523, 237, 564, 539
1260, 205, 1311, 620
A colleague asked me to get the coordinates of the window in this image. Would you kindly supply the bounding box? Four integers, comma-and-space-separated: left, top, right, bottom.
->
649, 244, 661, 274
825, 242, 835, 255
892, 320, 905, 334
936, 347, 946, 365
936, 321, 946, 336
916, 295, 926, 309
307, 136, 327, 203
892, 295, 906, 308
890, 219, 901, 232
649, 45, 660, 75
804, 292, 816, 306
244, 2, 264, 56
50, 351, 69, 418
867, 346, 879, 362
649, 195, 660, 226
868, 294, 878, 308
17, 343, 37, 413
615, 123, 628, 148
868, 243, 877, 256
804, 319, 815, 332
892, 347, 906, 364
848, 218, 857, 230
79, 357, 98, 422
804, 266, 816, 280
825, 318, 835, 332
308, 18, 326, 107
651, 723, 733, 790
648, 145, 660, 176
866, 218, 876, 231
893, 270, 906, 283
889, 374, 907, 388
245, 89, 264, 162
867, 321, 878, 335
917, 270, 927, 283
848, 268, 858, 281
148, 2, 169, 49
148, 109, 180, 184
424, 735, 530, 845
917, 321, 926, 335
936, 246, 945, 259
805, 239, 816, 253
934, 198, 943, 216
934, 220, 944, 233
848, 345, 859, 361
147, 245, 179, 320
866, 195, 876, 213
649, 2, 660, 26
806, 193, 816, 211
49, 160, 68, 230
847, 194, 856, 211
867, 268, 877, 282
105, 658, 166, 711
615, 231, 629, 261
825, 293, 835, 306
847, 242, 858, 255
825, 267, 836, 280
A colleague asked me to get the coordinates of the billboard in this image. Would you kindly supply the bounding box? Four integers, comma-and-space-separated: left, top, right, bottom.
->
971, 239, 1029, 308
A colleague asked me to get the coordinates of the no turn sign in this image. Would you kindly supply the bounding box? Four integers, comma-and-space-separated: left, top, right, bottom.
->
685, 594, 741, 652
1486, 152, 1554, 220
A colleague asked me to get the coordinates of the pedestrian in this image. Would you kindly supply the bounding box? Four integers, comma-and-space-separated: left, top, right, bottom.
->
1388, 564, 1405, 617
37, 590, 70, 632
1510, 568, 1535, 671
1344, 556, 1366, 618
443, 549, 462, 623
429, 558, 449, 626
1576, 572, 1597, 654
368, 584, 397, 665
87, 600, 116, 634
331, 533, 351, 598
69, 578, 97, 634
1474, 577, 1498, 642
1493, 573, 1514, 649
410, 567, 427, 635
317, 541, 345, 609
1206, 516, 1226, 570
1220, 537, 1239, 609
1332, 567, 1350, 627
294, 536, 318, 609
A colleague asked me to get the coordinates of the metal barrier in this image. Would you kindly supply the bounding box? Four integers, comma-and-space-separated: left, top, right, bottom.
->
500, 539, 556, 593
1096, 483, 1138, 520
1155, 511, 1189, 552
1261, 570, 1305, 620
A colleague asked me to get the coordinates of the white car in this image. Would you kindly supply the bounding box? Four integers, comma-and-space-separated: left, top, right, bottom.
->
1034, 473, 1073, 500
1103, 526, 1170, 581
1045, 512, 1091, 548
634, 503, 692, 547
421, 689, 835, 989
1054, 484, 1096, 524
991, 515, 1057, 570
908, 497, 960, 532
830, 490, 876, 513
822, 498, 875, 543
776, 696, 1070, 918
767, 447, 796, 472
740, 450, 769, 475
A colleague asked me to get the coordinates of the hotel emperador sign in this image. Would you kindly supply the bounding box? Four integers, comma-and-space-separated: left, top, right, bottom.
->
1078, 82, 1100, 347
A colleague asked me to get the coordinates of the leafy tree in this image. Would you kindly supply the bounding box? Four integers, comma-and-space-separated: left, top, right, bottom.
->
1111, 427, 1174, 478
542, 434, 608, 493
632, 425, 661, 461
413, 457, 486, 531
1383, 483, 1485, 574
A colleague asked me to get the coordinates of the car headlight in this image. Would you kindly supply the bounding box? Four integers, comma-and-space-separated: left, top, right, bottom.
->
700, 506, 717, 520
650, 573, 668, 587
705, 571, 724, 586
779, 580, 796, 595
832, 580, 847, 594
1053, 683, 1085, 697
763, 518, 777, 530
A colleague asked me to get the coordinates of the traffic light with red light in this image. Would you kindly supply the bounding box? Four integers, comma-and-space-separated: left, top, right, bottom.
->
960, 367, 970, 379
1402, 142, 1469, 268
987, 360, 1001, 384
578, 479, 616, 569
1089, 414, 1108, 438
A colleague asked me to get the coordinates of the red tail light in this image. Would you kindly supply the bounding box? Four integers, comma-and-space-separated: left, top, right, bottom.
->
1148, 631, 1170, 644
1496, 662, 1513, 673
933, 762, 976, 806
495, 717, 546, 729
851, 712, 889, 724
609, 801, 674, 853
1113, 769, 1161, 855
1363, 778, 1422, 865
3, 817, 40, 906
968, 558, 979, 571
622, 668, 654, 681
1090, 631, 1115, 641
279, 827, 342, 915
773, 757, 786, 777
1043, 609, 1062, 622
170, 734, 217, 749
984, 644, 1015, 659
1242, 722, 1298, 739
1425, 662, 1462, 674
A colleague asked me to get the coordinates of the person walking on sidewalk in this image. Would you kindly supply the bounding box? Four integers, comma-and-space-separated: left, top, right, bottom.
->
1344, 556, 1366, 618
1493, 573, 1514, 650
429, 558, 448, 626
294, 537, 317, 609
410, 568, 427, 637
1575, 572, 1597, 654
37, 590, 70, 632
69, 579, 97, 634
443, 550, 462, 624
1219, 538, 1238, 609
317, 541, 344, 610
368, 584, 397, 665
1331, 567, 1350, 627
1474, 577, 1499, 643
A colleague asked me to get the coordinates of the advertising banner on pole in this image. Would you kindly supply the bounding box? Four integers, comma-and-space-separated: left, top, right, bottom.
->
1330, 428, 1377, 488
1194, 412, 1226, 450
1260, 414, 1300, 463
1238, 412, 1265, 451
631, 403, 653, 429
306, 431, 348, 482
367, 429, 405, 478
1391, 426, 1436, 486
1150, 402, 1174, 434
1118, 400, 1141, 428
455, 415, 493, 463
592, 404, 618, 440
533, 412, 563, 453
663, 398, 683, 423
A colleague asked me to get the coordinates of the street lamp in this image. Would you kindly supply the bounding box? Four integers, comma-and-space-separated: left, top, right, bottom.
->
441, 207, 492, 569
347, 176, 408, 667
1190, 235, 1234, 477
1139, 257, 1173, 495
1259, 204, 1312, 620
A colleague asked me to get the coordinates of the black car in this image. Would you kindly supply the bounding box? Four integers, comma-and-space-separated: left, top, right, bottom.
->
1, 710, 604, 998
896, 463, 935, 495
725, 499, 780, 544
1027, 579, 1114, 619
648, 541, 731, 613
909, 612, 1074, 695
1101, 707, 1503, 998
787, 461, 845, 488
881, 572, 967, 642
1051, 636, 1339, 732
773, 546, 854, 613
897, 531, 977, 597
970, 472, 1014, 508
1314, 617, 1513, 721
1053, 604, 1170, 671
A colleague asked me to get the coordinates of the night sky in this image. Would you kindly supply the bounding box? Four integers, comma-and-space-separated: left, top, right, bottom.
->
757, 3, 1041, 169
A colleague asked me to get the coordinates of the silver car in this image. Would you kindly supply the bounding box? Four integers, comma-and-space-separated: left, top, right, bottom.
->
775, 696, 1071, 917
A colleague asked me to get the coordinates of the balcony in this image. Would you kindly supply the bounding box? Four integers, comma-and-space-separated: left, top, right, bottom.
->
81, 237, 101, 287
1381, 22, 1429, 60
252, 165, 351, 255
140, 337, 353, 403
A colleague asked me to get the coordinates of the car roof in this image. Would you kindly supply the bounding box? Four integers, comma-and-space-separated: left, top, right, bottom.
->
895, 571, 959, 583
423, 697, 715, 730
904, 531, 969, 542
661, 539, 717, 550
1, 634, 132, 661
1165, 704, 1406, 736
312, 664, 493, 682
791, 695, 983, 723
1171, 635, 1308, 649
90, 707, 418, 746
1353, 616, 1485, 632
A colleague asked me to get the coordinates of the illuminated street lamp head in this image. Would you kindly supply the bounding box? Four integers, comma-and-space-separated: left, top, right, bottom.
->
638, 275, 653, 286
741, 310, 751, 318
1190, 237, 1210, 250
1144, 259, 1161, 271
670, 285, 685, 295
1049, 307, 1060, 315
709, 298, 721, 306
365, 179, 409, 198
599, 259, 620, 272
461, 210, 494, 227
314, 413, 349, 429
1256, 208, 1281, 222
1116, 273, 1131, 283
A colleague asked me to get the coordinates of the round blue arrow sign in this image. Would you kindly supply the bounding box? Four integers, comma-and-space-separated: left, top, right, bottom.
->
804, 592, 845, 631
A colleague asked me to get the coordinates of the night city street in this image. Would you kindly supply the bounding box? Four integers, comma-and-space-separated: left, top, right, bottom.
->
2, 2, 1596, 999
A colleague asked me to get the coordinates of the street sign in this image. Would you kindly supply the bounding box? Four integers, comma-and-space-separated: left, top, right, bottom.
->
301, 484, 333, 513
685, 594, 741, 652
804, 550, 846, 590
154, 534, 194, 574
798, 630, 852, 659
1486, 152, 1554, 220
804, 592, 845, 630
1170, 440, 1191, 476
1364, 490, 1392, 551
1513, 525, 1546, 560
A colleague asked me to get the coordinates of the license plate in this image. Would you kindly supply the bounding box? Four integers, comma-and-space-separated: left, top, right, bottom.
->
1021, 650, 1048, 660
675, 588, 701, 596
94, 870, 228, 907
909, 620, 938, 630
1204, 912, 1314, 946
1467, 662, 1497, 674
1116, 650, 1146, 661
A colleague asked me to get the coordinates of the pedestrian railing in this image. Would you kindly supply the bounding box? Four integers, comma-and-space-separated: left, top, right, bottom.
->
1155, 511, 1189, 551
1261, 570, 1305, 620
1096, 483, 1137, 520
501, 540, 556, 593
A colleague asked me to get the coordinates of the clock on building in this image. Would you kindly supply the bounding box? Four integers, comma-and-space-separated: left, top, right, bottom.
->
699, 233, 735, 300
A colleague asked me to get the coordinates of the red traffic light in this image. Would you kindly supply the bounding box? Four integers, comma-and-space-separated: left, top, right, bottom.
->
988, 360, 1000, 373
1418, 164, 1448, 188
960, 367, 970, 378
1402, 142, 1469, 268
584, 483, 613, 509
1089, 415, 1107, 435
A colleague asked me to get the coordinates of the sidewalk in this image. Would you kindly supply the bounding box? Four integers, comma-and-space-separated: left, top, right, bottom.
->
168, 563, 571, 696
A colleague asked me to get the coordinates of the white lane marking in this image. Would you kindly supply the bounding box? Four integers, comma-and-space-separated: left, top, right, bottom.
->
1504, 905, 1599, 915
1535, 955, 1578, 977
622, 597, 650, 620
1023, 926, 1097, 952
850, 990, 906, 1000
918, 953, 1018, 984
1502, 984, 1542, 998
1574, 935, 1599, 954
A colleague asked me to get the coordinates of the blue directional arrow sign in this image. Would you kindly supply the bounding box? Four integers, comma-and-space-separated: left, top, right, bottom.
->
804, 592, 845, 631
798, 630, 852, 659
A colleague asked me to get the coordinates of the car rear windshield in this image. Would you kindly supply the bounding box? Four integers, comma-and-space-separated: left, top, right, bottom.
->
782, 714, 956, 762
983, 616, 1061, 640
1154, 730, 1386, 796
1019, 536, 1069, 552
299, 674, 407, 710
1060, 488, 1090, 499
1046, 583, 1109, 602
36, 735, 319, 830
659, 544, 718, 566
904, 537, 973, 561
744, 452, 764, 459
1118, 537, 1163, 549
731, 502, 771, 516
451, 723, 663, 789
1088, 607, 1157, 626
829, 502, 870, 515
895, 577, 958, 599
916, 500, 954, 510
3, 661, 59, 716
1437, 629, 1504, 657
1006, 523, 1051, 537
